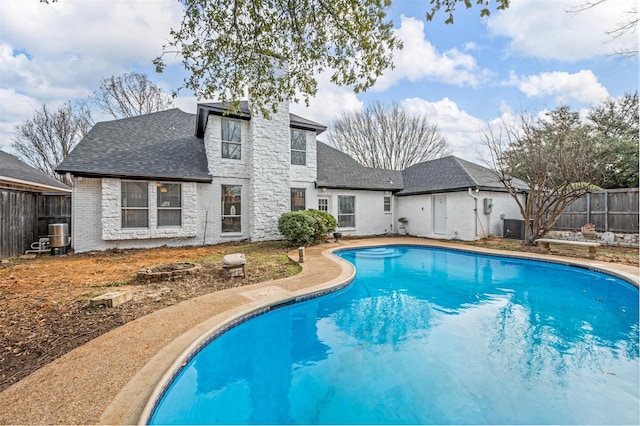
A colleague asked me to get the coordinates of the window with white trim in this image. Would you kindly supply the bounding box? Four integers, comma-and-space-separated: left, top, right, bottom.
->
221, 185, 241, 232
291, 129, 306, 165
338, 195, 355, 228
291, 188, 306, 211
383, 196, 391, 212
121, 181, 148, 228
318, 197, 328, 212
221, 118, 241, 159
157, 182, 182, 227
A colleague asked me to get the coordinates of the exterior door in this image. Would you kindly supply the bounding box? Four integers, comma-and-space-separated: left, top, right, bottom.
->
434, 195, 447, 234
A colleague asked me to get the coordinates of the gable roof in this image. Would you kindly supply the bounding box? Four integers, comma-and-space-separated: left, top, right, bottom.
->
397, 156, 523, 196
316, 142, 403, 191
0, 150, 70, 192
56, 109, 212, 182
195, 101, 327, 137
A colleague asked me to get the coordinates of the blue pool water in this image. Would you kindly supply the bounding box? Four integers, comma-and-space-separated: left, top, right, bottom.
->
149, 246, 639, 424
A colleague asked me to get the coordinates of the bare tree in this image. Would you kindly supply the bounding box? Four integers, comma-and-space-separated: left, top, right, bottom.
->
568, 0, 638, 57
484, 107, 609, 245
329, 102, 449, 170
91, 72, 174, 120
12, 102, 92, 181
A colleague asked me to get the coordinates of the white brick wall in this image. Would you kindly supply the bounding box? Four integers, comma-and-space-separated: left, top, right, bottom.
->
249, 99, 291, 241
71, 177, 107, 252
395, 190, 525, 241
321, 189, 396, 236
204, 115, 251, 179
71, 177, 204, 253
101, 179, 197, 241
290, 130, 317, 183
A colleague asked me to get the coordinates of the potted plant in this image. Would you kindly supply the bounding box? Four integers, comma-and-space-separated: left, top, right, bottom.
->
398, 217, 408, 234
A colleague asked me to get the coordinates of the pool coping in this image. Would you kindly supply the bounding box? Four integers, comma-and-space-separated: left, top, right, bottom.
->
0, 237, 636, 425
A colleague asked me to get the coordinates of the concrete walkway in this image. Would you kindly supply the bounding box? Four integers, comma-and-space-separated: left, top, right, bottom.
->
0, 237, 637, 425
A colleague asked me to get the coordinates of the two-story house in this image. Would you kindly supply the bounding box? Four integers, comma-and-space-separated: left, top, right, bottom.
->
56, 100, 524, 253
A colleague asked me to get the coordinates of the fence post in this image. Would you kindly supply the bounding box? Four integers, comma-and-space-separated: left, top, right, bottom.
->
586, 192, 591, 224
604, 190, 609, 232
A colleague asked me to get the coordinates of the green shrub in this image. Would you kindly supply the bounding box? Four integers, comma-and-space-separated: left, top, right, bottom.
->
303, 209, 337, 237
278, 210, 338, 246
278, 212, 317, 246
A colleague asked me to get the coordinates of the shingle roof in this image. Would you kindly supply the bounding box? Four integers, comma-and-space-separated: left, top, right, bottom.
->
56, 109, 212, 182
316, 142, 404, 191
55, 106, 524, 195
0, 150, 70, 192
397, 156, 522, 196
195, 101, 327, 137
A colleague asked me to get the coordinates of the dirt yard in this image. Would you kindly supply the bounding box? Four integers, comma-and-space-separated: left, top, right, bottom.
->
0, 241, 300, 392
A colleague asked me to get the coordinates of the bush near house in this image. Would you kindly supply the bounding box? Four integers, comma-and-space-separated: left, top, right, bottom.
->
278, 209, 337, 246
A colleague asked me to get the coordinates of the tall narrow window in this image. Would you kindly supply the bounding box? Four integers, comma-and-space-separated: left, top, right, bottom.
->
291, 129, 306, 165
338, 195, 355, 228
318, 198, 328, 212
121, 181, 148, 228
291, 188, 306, 211
221, 185, 241, 232
157, 183, 182, 227
383, 196, 391, 212
221, 118, 241, 159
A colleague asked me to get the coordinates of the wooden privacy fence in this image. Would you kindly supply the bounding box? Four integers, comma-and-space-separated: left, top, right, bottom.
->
0, 189, 71, 259
553, 188, 639, 234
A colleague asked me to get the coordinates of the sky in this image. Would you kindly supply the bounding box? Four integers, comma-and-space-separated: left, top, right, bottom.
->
0, 0, 637, 164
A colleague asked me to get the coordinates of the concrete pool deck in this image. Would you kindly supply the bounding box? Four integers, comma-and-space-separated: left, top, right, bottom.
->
0, 237, 637, 424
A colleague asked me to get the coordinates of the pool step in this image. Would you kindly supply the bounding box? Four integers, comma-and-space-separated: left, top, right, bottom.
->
354, 248, 403, 258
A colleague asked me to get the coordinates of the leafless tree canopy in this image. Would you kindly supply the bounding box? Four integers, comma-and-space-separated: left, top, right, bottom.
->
329, 102, 450, 170
12, 102, 92, 181
91, 72, 174, 120
483, 107, 610, 245
568, 0, 638, 57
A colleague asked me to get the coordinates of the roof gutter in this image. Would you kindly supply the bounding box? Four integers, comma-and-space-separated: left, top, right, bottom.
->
55, 171, 213, 183
0, 175, 71, 193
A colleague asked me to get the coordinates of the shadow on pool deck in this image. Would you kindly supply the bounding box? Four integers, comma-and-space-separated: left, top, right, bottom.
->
0, 237, 637, 425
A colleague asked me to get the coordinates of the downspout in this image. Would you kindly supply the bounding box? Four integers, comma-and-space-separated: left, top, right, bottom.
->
65, 173, 75, 250
468, 188, 478, 239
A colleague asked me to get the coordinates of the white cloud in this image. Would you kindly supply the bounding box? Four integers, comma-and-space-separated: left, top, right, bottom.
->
0, 1, 184, 99
291, 73, 364, 130
0, 89, 42, 153
0, 1, 183, 64
0, 1, 185, 149
487, 0, 638, 61
508, 70, 610, 104
401, 97, 489, 162
373, 16, 492, 92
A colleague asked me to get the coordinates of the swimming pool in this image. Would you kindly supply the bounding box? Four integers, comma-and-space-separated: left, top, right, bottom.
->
149, 245, 639, 424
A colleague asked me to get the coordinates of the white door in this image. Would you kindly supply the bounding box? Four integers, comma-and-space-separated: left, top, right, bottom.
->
434, 195, 447, 234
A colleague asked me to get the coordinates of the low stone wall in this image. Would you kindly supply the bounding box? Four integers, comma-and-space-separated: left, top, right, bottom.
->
546, 230, 639, 247
137, 262, 202, 282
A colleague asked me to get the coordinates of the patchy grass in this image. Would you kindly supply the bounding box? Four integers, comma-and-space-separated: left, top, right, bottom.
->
0, 241, 301, 392
461, 237, 638, 266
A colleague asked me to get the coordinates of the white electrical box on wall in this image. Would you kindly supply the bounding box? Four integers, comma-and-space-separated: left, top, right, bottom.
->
483, 198, 493, 214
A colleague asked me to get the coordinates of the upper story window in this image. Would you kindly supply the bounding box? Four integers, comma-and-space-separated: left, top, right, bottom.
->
157, 183, 182, 227
291, 129, 306, 165
121, 181, 148, 228
384, 196, 391, 212
221, 184, 242, 233
338, 195, 355, 228
291, 188, 306, 211
221, 118, 241, 159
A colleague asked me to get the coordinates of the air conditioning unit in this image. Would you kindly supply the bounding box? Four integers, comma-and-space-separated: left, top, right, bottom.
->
503, 219, 530, 240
